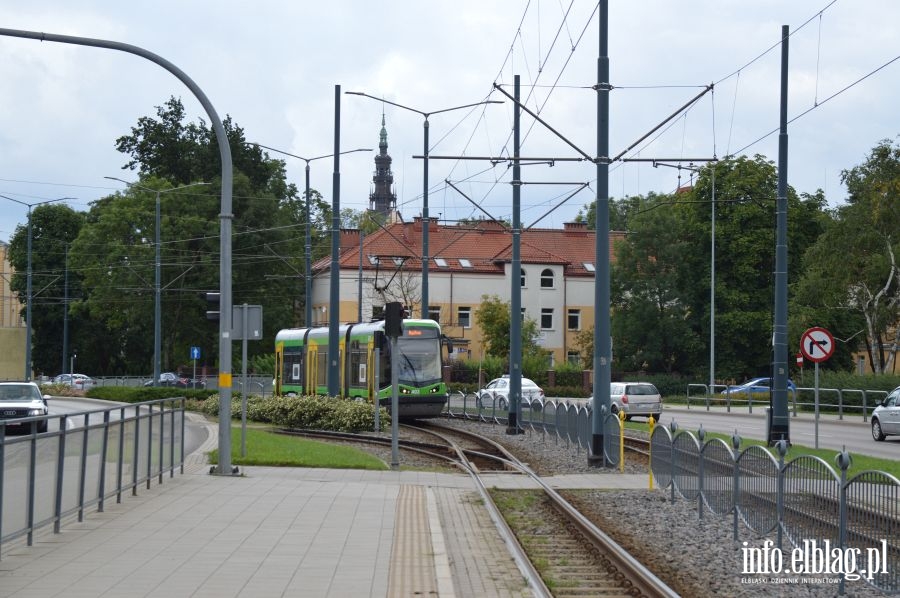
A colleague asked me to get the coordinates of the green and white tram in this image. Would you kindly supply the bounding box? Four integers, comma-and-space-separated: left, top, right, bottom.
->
274, 318, 449, 419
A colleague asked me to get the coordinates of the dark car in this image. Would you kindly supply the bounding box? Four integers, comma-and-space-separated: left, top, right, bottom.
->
144, 372, 206, 389
0, 382, 50, 434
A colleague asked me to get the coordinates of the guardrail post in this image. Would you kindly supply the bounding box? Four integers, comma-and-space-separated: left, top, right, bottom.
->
116, 406, 126, 503
748, 390, 753, 414
158, 402, 165, 484
78, 412, 89, 522
836, 450, 851, 596
0, 424, 5, 557
147, 403, 154, 489
697, 426, 706, 521
98, 410, 110, 512
618, 410, 625, 473
837, 389, 843, 420
28, 422, 39, 545
52, 415, 67, 534
669, 421, 678, 503
731, 433, 741, 542
775, 439, 787, 551
132, 405, 140, 496
862, 391, 868, 423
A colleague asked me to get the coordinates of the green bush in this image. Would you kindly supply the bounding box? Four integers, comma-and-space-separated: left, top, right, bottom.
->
86, 386, 215, 403
201, 394, 388, 433
550, 362, 585, 388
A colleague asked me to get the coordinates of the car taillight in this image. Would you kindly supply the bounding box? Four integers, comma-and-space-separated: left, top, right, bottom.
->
621, 394, 628, 404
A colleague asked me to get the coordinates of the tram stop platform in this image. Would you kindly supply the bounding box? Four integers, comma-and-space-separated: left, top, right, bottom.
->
0, 415, 649, 598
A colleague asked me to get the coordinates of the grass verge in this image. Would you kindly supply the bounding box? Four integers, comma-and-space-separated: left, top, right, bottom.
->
208, 426, 389, 470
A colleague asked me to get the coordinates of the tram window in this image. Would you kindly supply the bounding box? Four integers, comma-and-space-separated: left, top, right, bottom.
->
349, 349, 367, 388
317, 351, 327, 386
291, 363, 301, 381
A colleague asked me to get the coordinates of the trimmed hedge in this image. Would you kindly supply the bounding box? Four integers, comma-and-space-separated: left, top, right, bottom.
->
201, 394, 389, 433
85, 386, 216, 403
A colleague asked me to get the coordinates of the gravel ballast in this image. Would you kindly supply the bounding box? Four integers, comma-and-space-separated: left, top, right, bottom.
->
431, 418, 886, 598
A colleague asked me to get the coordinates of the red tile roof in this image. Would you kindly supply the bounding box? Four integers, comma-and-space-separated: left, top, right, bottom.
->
313, 218, 623, 277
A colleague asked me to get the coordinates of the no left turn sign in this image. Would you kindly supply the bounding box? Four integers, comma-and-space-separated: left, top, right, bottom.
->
799, 327, 834, 363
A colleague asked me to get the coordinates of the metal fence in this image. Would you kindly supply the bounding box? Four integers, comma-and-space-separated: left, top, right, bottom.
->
445, 391, 622, 462
0, 398, 186, 558
685, 383, 890, 422
650, 423, 900, 595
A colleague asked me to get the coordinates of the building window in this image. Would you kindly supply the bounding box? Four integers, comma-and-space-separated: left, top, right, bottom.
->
541, 308, 553, 330
540, 268, 554, 288
521, 268, 527, 288
567, 351, 580, 365
434, 257, 448, 267
372, 305, 384, 320
457, 306, 471, 328
459, 258, 472, 268
567, 309, 581, 330
428, 305, 441, 322
583, 262, 595, 273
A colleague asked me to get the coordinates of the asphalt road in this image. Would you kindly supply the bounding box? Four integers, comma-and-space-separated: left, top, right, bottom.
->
47, 396, 207, 456
656, 405, 898, 461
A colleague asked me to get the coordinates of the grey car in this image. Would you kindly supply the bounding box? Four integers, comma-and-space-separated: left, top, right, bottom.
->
872, 386, 900, 441
0, 382, 50, 434
609, 382, 662, 420
476, 376, 544, 410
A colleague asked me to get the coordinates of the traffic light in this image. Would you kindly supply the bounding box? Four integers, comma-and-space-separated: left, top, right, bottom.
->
205, 292, 220, 321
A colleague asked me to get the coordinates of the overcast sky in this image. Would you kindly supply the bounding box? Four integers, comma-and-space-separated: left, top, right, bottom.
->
1, 1, 897, 243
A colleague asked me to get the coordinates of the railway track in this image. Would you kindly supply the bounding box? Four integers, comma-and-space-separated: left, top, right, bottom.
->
415, 421, 679, 598
279, 422, 677, 596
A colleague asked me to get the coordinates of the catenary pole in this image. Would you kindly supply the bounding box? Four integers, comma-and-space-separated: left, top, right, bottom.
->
507, 75, 522, 435
590, 0, 612, 466
770, 25, 791, 444
328, 85, 342, 397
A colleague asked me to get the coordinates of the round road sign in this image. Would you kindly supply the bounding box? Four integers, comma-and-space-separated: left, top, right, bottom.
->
799, 327, 834, 363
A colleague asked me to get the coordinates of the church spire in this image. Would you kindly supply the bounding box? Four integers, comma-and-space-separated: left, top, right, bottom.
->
369, 113, 397, 217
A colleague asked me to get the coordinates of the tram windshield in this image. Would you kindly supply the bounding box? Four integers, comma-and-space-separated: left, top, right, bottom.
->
395, 335, 442, 384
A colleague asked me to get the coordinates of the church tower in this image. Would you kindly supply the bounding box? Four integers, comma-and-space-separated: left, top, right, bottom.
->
369, 114, 397, 217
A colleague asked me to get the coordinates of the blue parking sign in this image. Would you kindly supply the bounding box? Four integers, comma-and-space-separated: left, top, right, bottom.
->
190, 346, 201, 360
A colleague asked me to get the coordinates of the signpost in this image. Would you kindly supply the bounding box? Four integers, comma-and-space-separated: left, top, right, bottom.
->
799, 327, 835, 448
190, 346, 201, 389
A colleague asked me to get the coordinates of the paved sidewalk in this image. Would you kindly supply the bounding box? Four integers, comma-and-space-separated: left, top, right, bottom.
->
0, 416, 651, 598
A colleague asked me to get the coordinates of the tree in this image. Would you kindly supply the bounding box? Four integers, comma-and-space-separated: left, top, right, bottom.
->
794, 139, 900, 373
610, 193, 703, 374
66, 98, 303, 374
675, 156, 827, 379
8, 204, 85, 375
474, 295, 541, 360
575, 195, 640, 231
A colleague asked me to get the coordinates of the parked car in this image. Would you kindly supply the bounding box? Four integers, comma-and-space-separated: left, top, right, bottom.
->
871, 386, 900, 441
599, 382, 662, 420
50, 373, 96, 391
475, 375, 544, 410
0, 381, 50, 434
722, 377, 796, 397
144, 372, 206, 389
